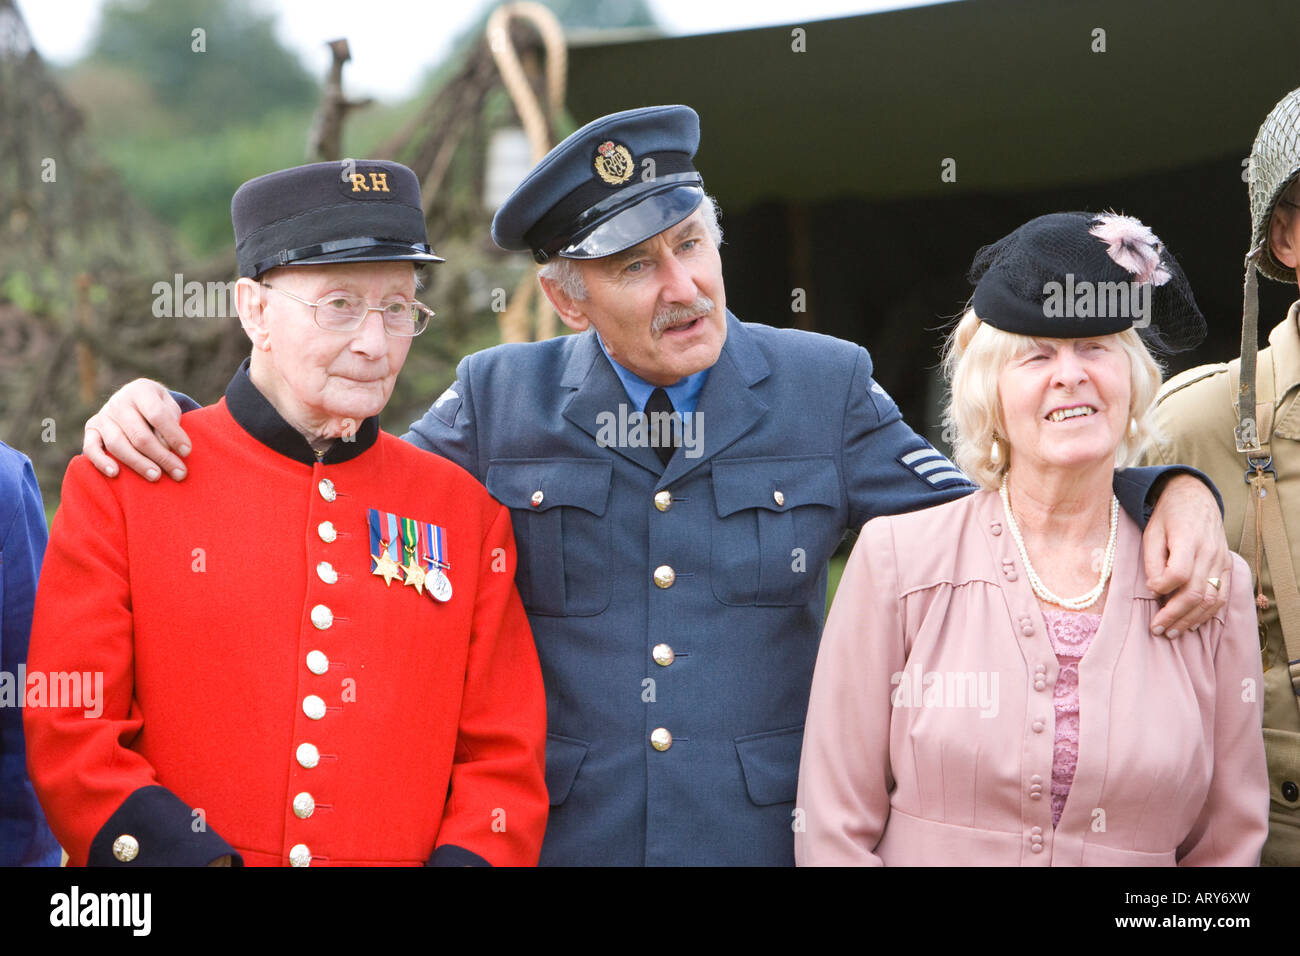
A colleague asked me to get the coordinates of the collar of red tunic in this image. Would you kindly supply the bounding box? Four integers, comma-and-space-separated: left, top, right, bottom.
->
224, 358, 380, 465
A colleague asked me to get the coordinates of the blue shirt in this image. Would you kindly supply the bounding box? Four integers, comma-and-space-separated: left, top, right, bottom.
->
0, 441, 61, 866
596, 335, 710, 414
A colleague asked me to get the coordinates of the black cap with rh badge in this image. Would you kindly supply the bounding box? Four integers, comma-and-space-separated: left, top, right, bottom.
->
231, 159, 444, 278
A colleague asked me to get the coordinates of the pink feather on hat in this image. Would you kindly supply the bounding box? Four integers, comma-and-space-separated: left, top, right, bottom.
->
1089, 213, 1172, 286
1081, 215, 1175, 287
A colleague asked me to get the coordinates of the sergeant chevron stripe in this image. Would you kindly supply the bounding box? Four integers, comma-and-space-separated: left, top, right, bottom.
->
898, 447, 968, 488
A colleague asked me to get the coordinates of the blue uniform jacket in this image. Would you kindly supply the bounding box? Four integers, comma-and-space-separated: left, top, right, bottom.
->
405, 313, 1190, 865
0, 441, 61, 866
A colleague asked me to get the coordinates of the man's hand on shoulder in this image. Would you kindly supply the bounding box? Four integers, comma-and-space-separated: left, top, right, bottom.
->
1143, 473, 1232, 638
84, 378, 191, 482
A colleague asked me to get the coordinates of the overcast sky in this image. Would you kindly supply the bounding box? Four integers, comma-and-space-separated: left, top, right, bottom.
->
18, 0, 954, 100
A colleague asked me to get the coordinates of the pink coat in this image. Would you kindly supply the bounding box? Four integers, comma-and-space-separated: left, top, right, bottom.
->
795, 489, 1268, 866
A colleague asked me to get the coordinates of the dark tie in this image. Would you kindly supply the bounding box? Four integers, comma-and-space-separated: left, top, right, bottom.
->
645, 387, 680, 468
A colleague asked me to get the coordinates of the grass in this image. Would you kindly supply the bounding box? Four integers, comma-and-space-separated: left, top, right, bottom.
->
826, 554, 848, 616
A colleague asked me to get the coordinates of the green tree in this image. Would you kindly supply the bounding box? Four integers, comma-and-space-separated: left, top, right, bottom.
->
87, 0, 317, 130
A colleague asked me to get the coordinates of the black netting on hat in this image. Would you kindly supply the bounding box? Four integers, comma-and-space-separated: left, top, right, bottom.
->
966, 211, 1206, 353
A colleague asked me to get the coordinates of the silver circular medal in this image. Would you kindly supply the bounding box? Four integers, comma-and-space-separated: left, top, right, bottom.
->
427, 568, 453, 602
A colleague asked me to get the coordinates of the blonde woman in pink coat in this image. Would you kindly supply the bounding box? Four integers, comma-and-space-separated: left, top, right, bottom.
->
795, 212, 1269, 866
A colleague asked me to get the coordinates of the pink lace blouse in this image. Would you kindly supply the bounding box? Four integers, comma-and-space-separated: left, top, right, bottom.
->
1042, 610, 1102, 828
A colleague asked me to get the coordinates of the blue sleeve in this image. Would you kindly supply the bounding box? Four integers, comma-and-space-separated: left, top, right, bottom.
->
1112, 465, 1224, 530
169, 390, 201, 414
842, 347, 976, 529
0, 446, 61, 866
401, 355, 480, 478
87, 785, 241, 867
426, 844, 491, 867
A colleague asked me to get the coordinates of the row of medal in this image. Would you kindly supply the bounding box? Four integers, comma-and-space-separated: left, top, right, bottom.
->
367, 509, 452, 602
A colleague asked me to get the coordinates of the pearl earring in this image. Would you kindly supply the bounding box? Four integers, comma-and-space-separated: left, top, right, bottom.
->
990, 437, 1001, 465
1128, 417, 1138, 439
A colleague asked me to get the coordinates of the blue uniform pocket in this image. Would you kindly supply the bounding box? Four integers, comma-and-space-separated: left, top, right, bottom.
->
486, 458, 613, 617
544, 733, 591, 806
710, 456, 841, 606
734, 725, 804, 806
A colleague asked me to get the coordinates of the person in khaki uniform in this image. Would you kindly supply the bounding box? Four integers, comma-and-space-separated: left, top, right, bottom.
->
1143, 86, 1300, 866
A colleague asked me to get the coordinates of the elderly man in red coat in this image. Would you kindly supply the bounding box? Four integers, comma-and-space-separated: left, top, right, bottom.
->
25, 160, 548, 867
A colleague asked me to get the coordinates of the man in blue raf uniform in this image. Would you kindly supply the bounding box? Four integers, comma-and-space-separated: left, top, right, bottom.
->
407, 106, 1231, 865
85, 106, 1231, 865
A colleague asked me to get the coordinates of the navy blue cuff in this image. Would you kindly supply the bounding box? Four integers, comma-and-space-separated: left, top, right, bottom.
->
1114, 465, 1224, 529
88, 785, 242, 867
426, 844, 492, 867
169, 390, 201, 414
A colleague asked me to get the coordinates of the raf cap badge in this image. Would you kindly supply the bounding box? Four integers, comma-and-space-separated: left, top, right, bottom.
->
593, 140, 634, 185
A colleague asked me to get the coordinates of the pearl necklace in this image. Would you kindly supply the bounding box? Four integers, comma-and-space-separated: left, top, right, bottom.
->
998, 474, 1119, 610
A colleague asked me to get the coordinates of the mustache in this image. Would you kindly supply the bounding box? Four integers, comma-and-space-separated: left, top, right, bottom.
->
651, 295, 715, 335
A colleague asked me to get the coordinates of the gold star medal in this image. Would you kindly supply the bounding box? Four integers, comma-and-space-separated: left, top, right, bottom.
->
402, 557, 426, 594
372, 545, 402, 587
399, 516, 427, 594
368, 509, 404, 587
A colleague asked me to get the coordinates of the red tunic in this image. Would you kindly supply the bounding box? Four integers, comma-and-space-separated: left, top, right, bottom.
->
25, 376, 547, 866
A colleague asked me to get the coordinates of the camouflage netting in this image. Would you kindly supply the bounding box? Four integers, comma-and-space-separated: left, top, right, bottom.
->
0, 0, 249, 498
1, 1, 580, 504
1247, 85, 1300, 282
